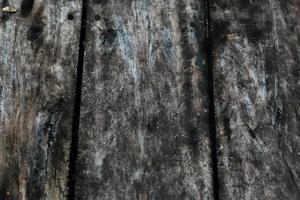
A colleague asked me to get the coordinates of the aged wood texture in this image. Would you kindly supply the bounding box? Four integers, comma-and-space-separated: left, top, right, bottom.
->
0, 0, 82, 199
211, 0, 300, 199
75, 0, 213, 199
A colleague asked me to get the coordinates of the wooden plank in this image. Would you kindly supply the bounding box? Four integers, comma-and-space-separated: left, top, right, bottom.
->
211, 0, 300, 199
76, 0, 213, 199
0, 0, 82, 199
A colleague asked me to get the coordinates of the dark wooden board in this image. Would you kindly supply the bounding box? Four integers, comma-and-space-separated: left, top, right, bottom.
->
211, 0, 300, 199
75, 0, 213, 199
0, 0, 82, 199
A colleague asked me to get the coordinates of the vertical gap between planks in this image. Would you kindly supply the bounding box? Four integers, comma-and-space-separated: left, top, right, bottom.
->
205, 0, 220, 199
67, 0, 87, 199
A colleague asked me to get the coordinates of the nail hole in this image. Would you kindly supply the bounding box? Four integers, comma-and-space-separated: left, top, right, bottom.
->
95, 15, 100, 21
67, 13, 74, 20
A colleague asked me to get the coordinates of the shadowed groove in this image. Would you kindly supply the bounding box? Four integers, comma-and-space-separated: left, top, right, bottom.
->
67, 0, 87, 199
205, 0, 220, 199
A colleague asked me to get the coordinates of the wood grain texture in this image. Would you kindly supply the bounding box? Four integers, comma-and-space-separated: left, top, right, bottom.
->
0, 0, 82, 199
76, 0, 213, 199
211, 0, 300, 199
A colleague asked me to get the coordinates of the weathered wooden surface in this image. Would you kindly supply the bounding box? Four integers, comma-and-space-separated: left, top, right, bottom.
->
0, 0, 82, 199
75, 0, 213, 199
211, 0, 300, 199
1, 0, 300, 199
